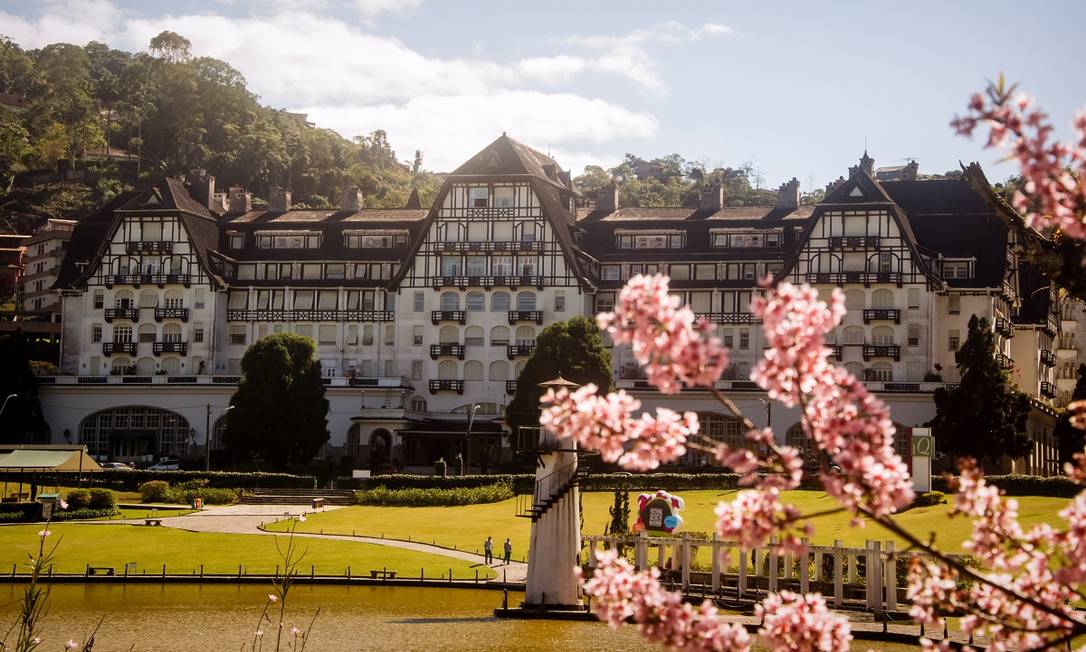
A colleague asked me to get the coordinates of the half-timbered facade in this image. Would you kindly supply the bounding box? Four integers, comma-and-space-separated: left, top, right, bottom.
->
41, 136, 1078, 475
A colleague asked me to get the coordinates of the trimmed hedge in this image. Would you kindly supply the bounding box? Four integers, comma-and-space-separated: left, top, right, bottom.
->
355, 484, 514, 507
2, 470, 316, 492
52, 508, 117, 521
933, 474, 1081, 498
65, 488, 92, 510
139, 480, 238, 505
353, 472, 745, 493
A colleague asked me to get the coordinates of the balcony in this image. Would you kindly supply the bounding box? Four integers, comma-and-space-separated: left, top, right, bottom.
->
804, 271, 902, 286
102, 342, 137, 356
828, 236, 880, 249
104, 307, 139, 322
995, 317, 1014, 338
147, 273, 191, 287
862, 344, 900, 361
430, 344, 465, 360
507, 344, 536, 359
430, 275, 494, 289
429, 379, 464, 394
107, 274, 140, 287
154, 307, 189, 322
996, 352, 1014, 370
1041, 350, 1057, 367
126, 241, 173, 254
508, 310, 544, 325
153, 341, 188, 356
506, 380, 517, 395
431, 310, 466, 325
1041, 381, 1056, 398
693, 312, 760, 325
828, 345, 843, 359
227, 309, 394, 322
862, 308, 901, 324
437, 241, 543, 253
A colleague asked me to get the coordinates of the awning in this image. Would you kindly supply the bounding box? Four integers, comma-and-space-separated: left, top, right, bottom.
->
0, 448, 102, 472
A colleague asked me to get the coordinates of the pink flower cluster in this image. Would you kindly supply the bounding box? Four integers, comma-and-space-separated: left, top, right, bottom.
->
581, 550, 752, 651
755, 591, 851, 652
539, 384, 697, 470
714, 488, 805, 552
952, 83, 1086, 239
598, 274, 728, 394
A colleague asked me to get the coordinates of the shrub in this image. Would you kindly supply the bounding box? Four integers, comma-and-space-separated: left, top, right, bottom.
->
65, 488, 91, 510
353, 472, 745, 493
139, 480, 170, 503
1, 470, 317, 492
52, 508, 117, 521
170, 487, 238, 505
933, 473, 1079, 498
355, 484, 514, 507
87, 488, 116, 510
914, 491, 947, 507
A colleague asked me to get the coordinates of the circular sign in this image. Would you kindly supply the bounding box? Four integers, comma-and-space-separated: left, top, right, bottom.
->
663, 515, 680, 530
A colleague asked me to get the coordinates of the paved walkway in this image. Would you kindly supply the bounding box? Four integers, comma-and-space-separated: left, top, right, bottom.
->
159, 504, 529, 583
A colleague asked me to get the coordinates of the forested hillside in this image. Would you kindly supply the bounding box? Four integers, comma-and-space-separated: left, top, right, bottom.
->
0, 31, 442, 233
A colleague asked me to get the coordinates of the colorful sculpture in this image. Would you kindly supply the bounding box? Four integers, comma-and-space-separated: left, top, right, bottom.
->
634, 490, 684, 534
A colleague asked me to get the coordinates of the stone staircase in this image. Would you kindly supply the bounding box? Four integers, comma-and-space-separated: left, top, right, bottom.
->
238, 488, 356, 506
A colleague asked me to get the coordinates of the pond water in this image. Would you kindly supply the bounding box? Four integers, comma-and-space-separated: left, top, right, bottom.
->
0, 584, 653, 651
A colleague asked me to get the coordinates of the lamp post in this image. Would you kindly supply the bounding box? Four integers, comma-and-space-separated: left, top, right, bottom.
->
206, 404, 235, 472
465, 403, 480, 475
0, 393, 18, 416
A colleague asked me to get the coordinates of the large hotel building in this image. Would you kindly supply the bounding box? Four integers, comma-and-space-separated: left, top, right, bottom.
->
35, 135, 1081, 475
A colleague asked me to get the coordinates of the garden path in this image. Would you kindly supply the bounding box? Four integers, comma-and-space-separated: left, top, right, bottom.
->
161, 504, 529, 583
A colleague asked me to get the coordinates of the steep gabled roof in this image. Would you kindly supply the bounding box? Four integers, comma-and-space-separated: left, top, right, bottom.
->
54, 191, 141, 289
449, 133, 568, 189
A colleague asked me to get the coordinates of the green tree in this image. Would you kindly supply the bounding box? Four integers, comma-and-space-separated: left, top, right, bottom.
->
1055, 364, 1086, 464
505, 316, 613, 447
0, 331, 49, 444
224, 333, 329, 470
931, 315, 1031, 463
605, 490, 630, 536
148, 31, 192, 63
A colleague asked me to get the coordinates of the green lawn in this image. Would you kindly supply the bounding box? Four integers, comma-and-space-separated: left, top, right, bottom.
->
265, 489, 1069, 558
0, 523, 492, 579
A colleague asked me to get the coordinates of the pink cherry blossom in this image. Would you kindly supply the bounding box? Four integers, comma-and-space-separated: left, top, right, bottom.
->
756, 591, 851, 652
598, 274, 728, 394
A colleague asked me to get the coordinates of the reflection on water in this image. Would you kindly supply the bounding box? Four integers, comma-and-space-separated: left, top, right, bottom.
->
0, 584, 653, 651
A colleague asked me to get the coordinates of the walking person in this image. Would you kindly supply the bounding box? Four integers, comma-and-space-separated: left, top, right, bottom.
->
503, 538, 512, 565
484, 536, 493, 565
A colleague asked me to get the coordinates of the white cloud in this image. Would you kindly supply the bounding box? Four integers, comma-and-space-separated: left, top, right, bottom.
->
351, 0, 424, 17
301, 91, 656, 172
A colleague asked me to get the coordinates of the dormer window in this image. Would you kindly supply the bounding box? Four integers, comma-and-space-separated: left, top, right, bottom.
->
942, 259, 974, 280
469, 186, 489, 208
615, 230, 685, 250
227, 232, 244, 249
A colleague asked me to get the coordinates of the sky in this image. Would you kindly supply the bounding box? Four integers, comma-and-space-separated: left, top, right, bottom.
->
2, 0, 1085, 190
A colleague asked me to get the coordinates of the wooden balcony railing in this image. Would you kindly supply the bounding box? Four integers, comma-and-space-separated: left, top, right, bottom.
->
862, 345, 901, 361
126, 241, 174, 254
507, 344, 536, 358
431, 310, 466, 325
153, 341, 188, 356
862, 308, 901, 324
430, 344, 465, 360
154, 307, 189, 322
508, 310, 543, 325
804, 271, 902, 286
104, 308, 140, 322
228, 309, 394, 322
828, 236, 880, 249
103, 342, 137, 356
429, 379, 464, 394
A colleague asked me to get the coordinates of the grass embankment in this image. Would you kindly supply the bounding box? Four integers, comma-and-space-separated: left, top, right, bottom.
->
265, 489, 1068, 558
0, 524, 492, 578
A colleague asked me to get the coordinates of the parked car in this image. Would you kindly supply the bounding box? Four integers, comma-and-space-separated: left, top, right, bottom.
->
146, 459, 179, 471
100, 461, 128, 469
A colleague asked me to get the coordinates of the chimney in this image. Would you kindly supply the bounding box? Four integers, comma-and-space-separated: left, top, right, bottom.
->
213, 191, 229, 211
188, 169, 215, 210
904, 160, 919, 181
776, 177, 800, 209
699, 183, 723, 211
340, 185, 364, 211
849, 151, 875, 177
825, 176, 846, 194
596, 183, 619, 212
228, 186, 252, 213
269, 187, 292, 212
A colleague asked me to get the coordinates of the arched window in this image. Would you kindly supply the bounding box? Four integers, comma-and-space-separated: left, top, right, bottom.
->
409, 396, 428, 412
785, 422, 809, 460
161, 357, 182, 374
440, 292, 460, 311
844, 289, 865, 311
163, 323, 182, 342
844, 326, 864, 345
845, 361, 864, 378
872, 289, 894, 309
466, 292, 485, 312
136, 357, 155, 375
683, 413, 743, 465
111, 357, 133, 374
871, 326, 894, 346
490, 326, 510, 346
491, 292, 510, 312
438, 360, 458, 380
138, 323, 156, 343
164, 289, 184, 308
869, 362, 893, 382
810, 253, 842, 274
515, 360, 526, 376
515, 325, 535, 345
516, 291, 536, 311
346, 423, 362, 460
439, 222, 464, 242
79, 405, 192, 460
139, 290, 158, 308
439, 326, 459, 343
489, 360, 509, 381
464, 326, 484, 346
114, 290, 134, 309
464, 360, 483, 381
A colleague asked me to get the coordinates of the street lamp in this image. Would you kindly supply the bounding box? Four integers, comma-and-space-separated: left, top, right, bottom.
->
206, 404, 235, 472
464, 403, 481, 476
0, 393, 18, 416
